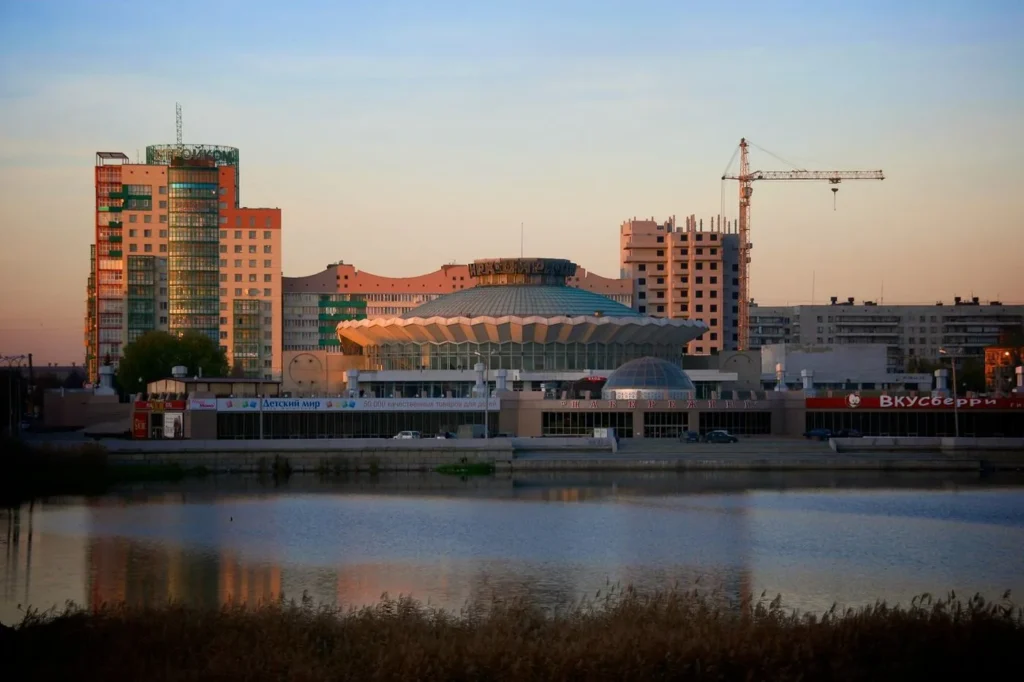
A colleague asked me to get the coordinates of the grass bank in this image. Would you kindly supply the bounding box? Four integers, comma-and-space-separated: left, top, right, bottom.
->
4, 588, 1020, 681
0, 437, 208, 505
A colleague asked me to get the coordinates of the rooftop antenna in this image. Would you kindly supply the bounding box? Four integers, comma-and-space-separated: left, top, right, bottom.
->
175, 102, 183, 149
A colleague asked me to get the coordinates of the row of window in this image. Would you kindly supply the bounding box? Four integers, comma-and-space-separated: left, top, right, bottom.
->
220, 230, 274, 239
219, 288, 275, 298
636, 263, 740, 274
221, 259, 275, 268
127, 213, 163, 223
221, 244, 273, 254
651, 232, 721, 243
220, 273, 275, 283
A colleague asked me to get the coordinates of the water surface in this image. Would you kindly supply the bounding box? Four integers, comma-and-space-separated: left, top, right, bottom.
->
3, 471, 1023, 624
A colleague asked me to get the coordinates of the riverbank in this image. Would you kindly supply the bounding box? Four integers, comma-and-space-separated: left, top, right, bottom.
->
0, 438, 213, 506
5, 589, 1020, 681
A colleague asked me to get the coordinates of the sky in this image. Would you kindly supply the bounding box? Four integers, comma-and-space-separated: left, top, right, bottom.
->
1, 0, 1022, 363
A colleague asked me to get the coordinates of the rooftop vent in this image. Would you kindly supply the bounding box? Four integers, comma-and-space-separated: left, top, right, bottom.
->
171, 366, 187, 379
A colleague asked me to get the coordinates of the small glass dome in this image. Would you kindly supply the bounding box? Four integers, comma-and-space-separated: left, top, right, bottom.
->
601, 356, 695, 400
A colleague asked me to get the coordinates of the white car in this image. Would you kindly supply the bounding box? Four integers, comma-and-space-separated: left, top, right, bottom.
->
393, 430, 421, 440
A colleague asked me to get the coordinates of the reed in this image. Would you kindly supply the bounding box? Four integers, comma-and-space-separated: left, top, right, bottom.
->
6, 587, 1020, 681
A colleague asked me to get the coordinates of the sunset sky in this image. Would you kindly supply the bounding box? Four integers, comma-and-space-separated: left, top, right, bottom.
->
1, 0, 1021, 363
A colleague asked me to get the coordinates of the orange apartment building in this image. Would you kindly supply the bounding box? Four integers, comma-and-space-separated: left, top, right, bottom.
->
86, 147, 282, 383
620, 215, 742, 355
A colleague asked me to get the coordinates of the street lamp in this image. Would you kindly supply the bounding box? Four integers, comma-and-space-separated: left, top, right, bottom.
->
473, 350, 497, 439
939, 348, 960, 438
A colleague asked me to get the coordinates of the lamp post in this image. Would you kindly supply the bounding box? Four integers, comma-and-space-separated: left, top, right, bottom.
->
939, 348, 960, 438
474, 350, 496, 439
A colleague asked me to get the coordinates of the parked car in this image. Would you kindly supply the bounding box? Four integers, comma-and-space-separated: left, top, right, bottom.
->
804, 428, 833, 441
435, 432, 456, 439
681, 430, 701, 443
834, 428, 862, 438
393, 431, 421, 440
703, 430, 739, 443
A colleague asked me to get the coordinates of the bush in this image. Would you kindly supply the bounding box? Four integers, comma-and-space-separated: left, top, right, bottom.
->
6, 587, 1021, 681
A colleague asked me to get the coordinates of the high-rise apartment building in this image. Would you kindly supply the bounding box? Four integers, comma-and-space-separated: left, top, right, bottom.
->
86, 146, 282, 383
619, 215, 741, 355
749, 297, 1024, 368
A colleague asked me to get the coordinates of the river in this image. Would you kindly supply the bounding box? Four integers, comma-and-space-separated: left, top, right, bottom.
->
3, 471, 1023, 625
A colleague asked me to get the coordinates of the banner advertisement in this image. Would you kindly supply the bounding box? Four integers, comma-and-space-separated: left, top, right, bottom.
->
556, 398, 762, 410
188, 398, 217, 411
163, 412, 185, 439
215, 398, 497, 412
132, 414, 148, 439
134, 399, 187, 413
806, 395, 1024, 410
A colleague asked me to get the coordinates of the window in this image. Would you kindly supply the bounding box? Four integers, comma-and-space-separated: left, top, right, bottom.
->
143, 215, 152, 223
696, 263, 703, 270
710, 248, 717, 255
710, 304, 718, 312
263, 288, 271, 297
656, 250, 664, 257
696, 276, 703, 284
220, 303, 227, 311
143, 229, 151, 238
144, 244, 152, 252
129, 214, 137, 223
234, 274, 242, 282
696, 248, 703, 255
219, 216, 227, 224
696, 304, 703, 312
265, 218, 272, 228
710, 277, 718, 284
638, 305, 646, 313
249, 217, 255, 227
638, 264, 646, 272
234, 230, 242, 239
248, 230, 256, 239
656, 277, 664, 284
220, 288, 228, 296
235, 217, 241, 227
655, 291, 664, 299
219, 274, 227, 282
264, 274, 272, 282
220, 332, 228, 340
249, 274, 257, 282
219, 202, 227, 209
159, 215, 167, 223
220, 230, 227, 238
710, 263, 718, 270
159, 316, 167, 324
696, 290, 703, 298
710, 333, 718, 341
234, 245, 242, 253
263, 230, 271, 239
219, 245, 227, 253
656, 263, 663, 271
656, 236, 664, 243
637, 277, 646, 285
680, 248, 688, 256
264, 317, 272, 325
263, 245, 272, 254
656, 305, 664, 313
234, 288, 242, 296
710, 291, 717, 298
220, 187, 226, 195
219, 259, 227, 267
159, 244, 166, 253
639, 292, 647, 300
263, 259, 272, 268
129, 244, 137, 252
159, 229, 167, 238
234, 259, 242, 267
128, 228, 137, 237
159, 200, 167, 209
159, 287, 166, 295
159, 301, 167, 310
158, 186, 166, 194
249, 245, 257, 253
249, 259, 256, 267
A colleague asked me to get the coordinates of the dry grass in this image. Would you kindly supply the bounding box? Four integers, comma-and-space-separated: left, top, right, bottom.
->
5, 587, 1021, 681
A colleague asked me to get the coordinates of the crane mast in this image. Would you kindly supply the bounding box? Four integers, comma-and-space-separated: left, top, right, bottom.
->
722, 138, 885, 351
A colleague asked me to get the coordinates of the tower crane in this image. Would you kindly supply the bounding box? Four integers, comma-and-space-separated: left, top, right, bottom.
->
722, 138, 885, 351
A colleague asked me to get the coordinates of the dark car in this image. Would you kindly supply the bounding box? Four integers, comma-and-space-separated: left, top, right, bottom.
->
804, 428, 833, 441
704, 430, 739, 443
834, 428, 862, 438
681, 430, 701, 443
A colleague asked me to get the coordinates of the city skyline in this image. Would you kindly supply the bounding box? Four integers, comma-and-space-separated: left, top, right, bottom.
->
2, 1, 1022, 363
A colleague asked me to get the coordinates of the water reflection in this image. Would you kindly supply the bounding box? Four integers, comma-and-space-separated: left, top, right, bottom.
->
2, 471, 1023, 625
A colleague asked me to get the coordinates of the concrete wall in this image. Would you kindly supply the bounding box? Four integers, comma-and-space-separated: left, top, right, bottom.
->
43, 391, 129, 429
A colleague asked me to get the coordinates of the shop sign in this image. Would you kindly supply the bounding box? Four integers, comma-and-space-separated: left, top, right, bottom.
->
215, 398, 497, 412
188, 398, 217, 411
556, 399, 761, 410
806, 395, 1024, 410
134, 400, 187, 413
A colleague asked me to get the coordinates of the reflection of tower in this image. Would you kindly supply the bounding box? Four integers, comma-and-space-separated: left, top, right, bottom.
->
219, 551, 282, 606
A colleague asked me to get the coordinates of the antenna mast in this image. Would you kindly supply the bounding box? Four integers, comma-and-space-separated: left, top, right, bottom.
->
175, 102, 183, 149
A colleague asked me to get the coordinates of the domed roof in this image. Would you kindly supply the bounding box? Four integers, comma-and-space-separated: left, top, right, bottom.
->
601, 357, 695, 400
401, 285, 640, 319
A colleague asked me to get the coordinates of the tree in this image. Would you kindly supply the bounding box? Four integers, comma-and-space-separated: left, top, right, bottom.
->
117, 331, 229, 394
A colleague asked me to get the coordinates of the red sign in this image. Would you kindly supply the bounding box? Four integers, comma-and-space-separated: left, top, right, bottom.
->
806, 395, 1024, 410
132, 413, 149, 439
133, 400, 187, 412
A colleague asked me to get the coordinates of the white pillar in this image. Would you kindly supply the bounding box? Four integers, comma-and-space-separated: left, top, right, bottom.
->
1016, 366, 1024, 393
800, 369, 814, 391
774, 363, 788, 391
495, 368, 508, 392
95, 365, 116, 396
933, 368, 949, 396
474, 362, 486, 397
344, 369, 360, 398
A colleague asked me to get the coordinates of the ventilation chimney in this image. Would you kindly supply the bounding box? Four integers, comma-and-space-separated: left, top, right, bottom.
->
171, 365, 188, 379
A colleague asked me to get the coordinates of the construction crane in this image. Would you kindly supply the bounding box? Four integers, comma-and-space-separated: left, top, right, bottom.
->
722, 138, 885, 351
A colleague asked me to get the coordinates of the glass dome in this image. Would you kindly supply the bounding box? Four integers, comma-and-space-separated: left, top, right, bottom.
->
601, 356, 696, 400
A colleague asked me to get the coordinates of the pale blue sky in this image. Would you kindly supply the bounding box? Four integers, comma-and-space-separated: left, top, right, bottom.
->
1, 0, 1022, 362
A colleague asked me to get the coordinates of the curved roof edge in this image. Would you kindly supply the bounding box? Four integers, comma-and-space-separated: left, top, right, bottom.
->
339, 315, 708, 329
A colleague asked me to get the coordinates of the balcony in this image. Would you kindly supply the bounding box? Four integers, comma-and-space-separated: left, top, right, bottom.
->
108, 250, 122, 258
